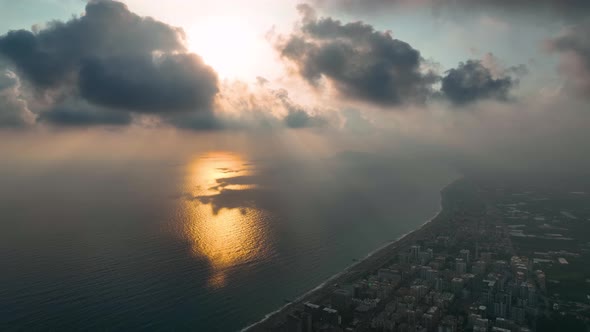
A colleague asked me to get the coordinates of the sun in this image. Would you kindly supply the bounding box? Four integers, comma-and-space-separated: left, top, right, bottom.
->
185, 15, 265, 80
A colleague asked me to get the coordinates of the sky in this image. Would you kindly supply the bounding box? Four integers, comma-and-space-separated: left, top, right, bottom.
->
0, 0, 589, 173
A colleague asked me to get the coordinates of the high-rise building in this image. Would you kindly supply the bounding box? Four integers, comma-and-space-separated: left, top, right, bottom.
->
378, 268, 396, 282
495, 317, 516, 331
452, 277, 464, 295
322, 307, 340, 326
421, 248, 434, 265
435, 278, 445, 292
410, 245, 421, 262
411, 285, 428, 299
511, 306, 525, 324
481, 252, 493, 262
455, 258, 467, 274
304, 302, 321, 322
472, 260, 487, 275
438, 315, 458, 332
535, 270, 546, 291
493, 302, 508, 318
527, 284, 537, 306
331, 289, 352, 312
399, 252, 409, 265
460, 249, 471, 264
300, 312, 313, 332
519, 282, 529, 300
426, 268, 439, 282
474, 318, 489, 332
286, 314, 302, 332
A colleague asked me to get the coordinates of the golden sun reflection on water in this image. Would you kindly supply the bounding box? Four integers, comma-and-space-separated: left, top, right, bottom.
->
181, 152, 268, 289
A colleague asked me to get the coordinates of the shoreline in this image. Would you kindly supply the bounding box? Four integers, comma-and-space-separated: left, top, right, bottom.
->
242, 179, 455, 331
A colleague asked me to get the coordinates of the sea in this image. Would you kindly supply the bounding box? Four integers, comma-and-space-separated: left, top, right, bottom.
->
0, 150, 454, 331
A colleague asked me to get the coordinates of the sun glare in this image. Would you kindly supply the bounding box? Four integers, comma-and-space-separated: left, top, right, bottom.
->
181, 152, 269, 289
186, 16, 264, 80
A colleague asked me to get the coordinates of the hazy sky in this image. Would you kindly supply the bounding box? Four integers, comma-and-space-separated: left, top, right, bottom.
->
0, 0, 589, 173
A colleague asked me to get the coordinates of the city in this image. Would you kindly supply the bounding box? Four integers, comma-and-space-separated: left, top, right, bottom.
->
251, 177, 590, 331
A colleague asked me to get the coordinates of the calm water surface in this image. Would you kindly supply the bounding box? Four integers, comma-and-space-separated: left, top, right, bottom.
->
0, 151, 453, 331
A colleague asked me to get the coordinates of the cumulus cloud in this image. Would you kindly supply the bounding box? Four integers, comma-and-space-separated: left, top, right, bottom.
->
0, 0, 186, 89
441, 60, 519, 105
0, 0, 219, 124
546, 20, 590, 99
0, 69, 35, 127
275, 4, 439, 107
275, 5, 525, 109
78, 54, 218, 113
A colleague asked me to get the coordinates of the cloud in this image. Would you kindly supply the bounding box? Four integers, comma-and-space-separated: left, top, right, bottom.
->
341, 109, 374, 134
0, 0, 186, 89
37, 104, 132, 127
275, 5, 525, 109
284, 108, 326, 128
275, 88, 327, 128
311, 0, 590, 19
275, 4, 439, 107
0, 69, 35, 128
166, 112, 222, 131
169, 80, 331, 131
481, 52, 528, 78
546, 20, 590, 99
0, 0, 219, 124
78, 54, 218, 113
479, 15, 509, 31
441, 60, 518, 105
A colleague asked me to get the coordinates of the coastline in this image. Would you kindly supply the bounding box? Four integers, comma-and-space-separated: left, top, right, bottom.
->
242, 179, 455, 331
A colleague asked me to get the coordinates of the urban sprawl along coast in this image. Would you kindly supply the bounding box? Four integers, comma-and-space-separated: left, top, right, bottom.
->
246, 176, 590, 332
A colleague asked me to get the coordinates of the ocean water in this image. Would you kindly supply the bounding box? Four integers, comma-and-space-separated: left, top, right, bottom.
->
0, 151, 453, 331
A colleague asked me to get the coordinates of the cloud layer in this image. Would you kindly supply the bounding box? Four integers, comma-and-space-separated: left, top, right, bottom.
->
0, 0, 582, 134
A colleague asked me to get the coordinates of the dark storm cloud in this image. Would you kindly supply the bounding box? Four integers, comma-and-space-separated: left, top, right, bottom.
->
312, 0, 590, 18
79, 54, 218, 113
0, 0, 186, 89
441, 60, 517, 105
0, 0, 219, 120
276, 4, 439, 107
546, 20, 590, 99
276, 5, 524, 108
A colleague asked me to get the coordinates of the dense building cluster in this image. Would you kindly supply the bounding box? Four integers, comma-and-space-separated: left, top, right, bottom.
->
258, 179, 590, 332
